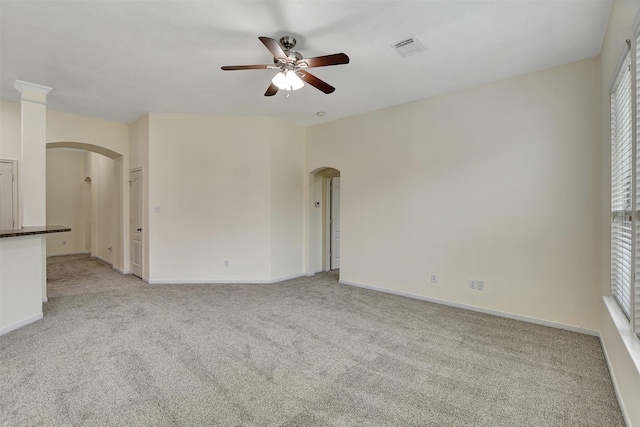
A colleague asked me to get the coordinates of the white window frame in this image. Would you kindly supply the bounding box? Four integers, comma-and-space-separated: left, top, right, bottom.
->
610, 28, 640, 338
634, 29, 640, 336
611, 47, 633, 321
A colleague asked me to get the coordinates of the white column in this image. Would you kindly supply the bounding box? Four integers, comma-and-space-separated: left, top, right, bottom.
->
14, 80, 52, 227
14, 80, 52, 303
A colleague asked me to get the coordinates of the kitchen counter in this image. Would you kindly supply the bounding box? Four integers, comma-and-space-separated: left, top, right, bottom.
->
0, 225, 70, 335
0, 225, 71, 238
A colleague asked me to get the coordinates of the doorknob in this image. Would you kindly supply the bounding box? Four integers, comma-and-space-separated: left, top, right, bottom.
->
136, 228, 142, 232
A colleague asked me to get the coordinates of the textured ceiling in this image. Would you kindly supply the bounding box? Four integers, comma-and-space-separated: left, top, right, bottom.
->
0, 1, 612, 126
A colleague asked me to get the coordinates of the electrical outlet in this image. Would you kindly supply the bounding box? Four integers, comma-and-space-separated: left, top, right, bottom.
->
476, 281, 484, 291
469, 280, 476, 289
430, 273, 438, 283
224, 260, 229, 267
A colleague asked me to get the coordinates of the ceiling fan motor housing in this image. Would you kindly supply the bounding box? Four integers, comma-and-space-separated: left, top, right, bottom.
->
273, 36, 303, 65
280, 36, 297, 49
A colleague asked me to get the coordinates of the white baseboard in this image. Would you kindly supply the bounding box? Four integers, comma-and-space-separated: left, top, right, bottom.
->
47, 251, 90, 257
339, 279, 599, 337
148, 279, 268, 285
91, 255, 113, 266
112, 266, 130, 275
0, 313, 43, 336
303, 269, 323, 277
270, 273, 306, 283
148, 272, 307, 285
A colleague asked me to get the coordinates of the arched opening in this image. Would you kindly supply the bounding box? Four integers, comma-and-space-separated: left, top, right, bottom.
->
47, 142, 120, 159
45, 141, 128, 274
307, 167, 341, 278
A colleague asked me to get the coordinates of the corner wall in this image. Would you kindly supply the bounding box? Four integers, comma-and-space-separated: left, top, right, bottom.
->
270, 119, 305, 281
46, 149, 86, 255
306, 57, 601, 332
146, 113, 304, 283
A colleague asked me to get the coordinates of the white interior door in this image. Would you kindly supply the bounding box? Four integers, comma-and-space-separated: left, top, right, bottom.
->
0, 160, 16, 230
130, 169, 143, 278
330, 177, 341, 270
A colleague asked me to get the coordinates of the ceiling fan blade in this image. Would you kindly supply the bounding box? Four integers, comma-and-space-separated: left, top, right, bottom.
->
298, 70, 335, 94
221, 64, 278, 71
265, 83, 279, 97
259, 36, 287, 60
297, 53, 349, 68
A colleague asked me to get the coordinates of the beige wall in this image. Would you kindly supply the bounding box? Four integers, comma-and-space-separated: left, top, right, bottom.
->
46, 149, 86, 255
270, 119, 305, 280
95, 153, 116, 263
148, 114, 281, 282
598, 1, 640, 426
308, 172, 324, 273
307, 57, 601, 332
47, 109, 129, 157
0, 100, 21, 160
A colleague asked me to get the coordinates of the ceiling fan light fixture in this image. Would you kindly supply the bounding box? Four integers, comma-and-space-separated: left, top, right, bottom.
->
271, 71, 286, 88
287, 71, 304, 90
272, 70, 304, 91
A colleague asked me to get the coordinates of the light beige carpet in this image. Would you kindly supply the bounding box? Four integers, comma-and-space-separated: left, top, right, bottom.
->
0, 254, 624, 426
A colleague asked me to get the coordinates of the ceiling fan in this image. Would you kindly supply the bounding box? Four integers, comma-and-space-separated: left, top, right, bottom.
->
221, 36, 349, 97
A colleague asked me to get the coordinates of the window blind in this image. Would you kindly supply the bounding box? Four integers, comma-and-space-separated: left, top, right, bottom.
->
631, 33, 640, 337
611, 51, 633, 320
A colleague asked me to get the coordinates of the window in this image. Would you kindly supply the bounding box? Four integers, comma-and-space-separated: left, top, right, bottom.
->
611, 31, 640, 337
636, 31, 640, 334
611, 50, 633, 320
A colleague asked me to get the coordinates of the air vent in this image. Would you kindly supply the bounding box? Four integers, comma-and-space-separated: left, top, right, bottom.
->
391, 36, 426, 57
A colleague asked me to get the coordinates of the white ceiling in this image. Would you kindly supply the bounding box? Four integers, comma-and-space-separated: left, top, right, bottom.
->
0, 1, 612, 126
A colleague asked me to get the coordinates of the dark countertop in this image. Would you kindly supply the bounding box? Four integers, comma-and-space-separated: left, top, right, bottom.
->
0, 225, 71, 239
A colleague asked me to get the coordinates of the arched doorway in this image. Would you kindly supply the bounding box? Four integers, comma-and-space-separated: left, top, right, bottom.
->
307, 167, 341, 275
46, 142, 128, 274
